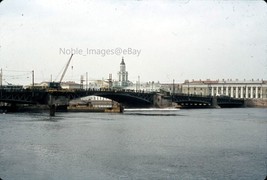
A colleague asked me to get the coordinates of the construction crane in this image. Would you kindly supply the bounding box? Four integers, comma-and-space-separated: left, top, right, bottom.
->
48, 54, 74, 89
59, 53, 73, 83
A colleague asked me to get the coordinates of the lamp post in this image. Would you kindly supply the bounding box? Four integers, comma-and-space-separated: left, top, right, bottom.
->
138, 75, 140, 91
32, 70, 34, 89
173, 79, 175, 95
0, 68, 2, 88
86, 72, 88, 90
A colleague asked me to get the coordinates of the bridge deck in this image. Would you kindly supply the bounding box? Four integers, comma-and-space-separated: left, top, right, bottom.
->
0, 89, 244, 109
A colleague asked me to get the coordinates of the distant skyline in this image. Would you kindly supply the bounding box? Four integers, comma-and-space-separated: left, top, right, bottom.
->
0, 0, 267, 85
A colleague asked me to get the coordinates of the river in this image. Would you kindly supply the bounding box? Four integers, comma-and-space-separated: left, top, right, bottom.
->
0, 108, 266, 180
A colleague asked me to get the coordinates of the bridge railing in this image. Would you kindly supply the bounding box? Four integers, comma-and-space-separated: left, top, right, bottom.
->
74, 88, 156, 94
172, 93, 213, 98
172, 93, 245, 100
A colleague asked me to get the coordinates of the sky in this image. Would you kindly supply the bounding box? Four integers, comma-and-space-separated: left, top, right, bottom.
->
0, 0, 267, 85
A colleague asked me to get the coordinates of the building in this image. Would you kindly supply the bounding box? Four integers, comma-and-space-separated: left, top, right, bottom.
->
126, 81, 162, 92
61, 81, 81, 89
180, 79, 267, 99
117, 57, 129, 87
160, 83, 183, 95
113, 57, 132, 88
25, 81, 82, 90
88, 80, 109, 90
24, 81, 49, 89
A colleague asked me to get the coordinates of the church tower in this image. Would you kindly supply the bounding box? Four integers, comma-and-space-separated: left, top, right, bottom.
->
118, 57, 128, 87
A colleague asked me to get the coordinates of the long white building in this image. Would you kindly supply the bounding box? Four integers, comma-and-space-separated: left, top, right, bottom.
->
180, 79, 267, 99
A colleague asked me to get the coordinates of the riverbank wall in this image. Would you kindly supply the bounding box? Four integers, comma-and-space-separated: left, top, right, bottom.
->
244, 98, 267, 107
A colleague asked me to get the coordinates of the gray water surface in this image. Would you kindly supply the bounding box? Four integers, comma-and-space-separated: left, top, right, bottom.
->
0, 108, 266, 179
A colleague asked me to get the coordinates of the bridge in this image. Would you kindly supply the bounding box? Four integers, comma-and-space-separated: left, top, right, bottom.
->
0, 88, 245, 115
172, 94, 244, 108
48, 89, 156, 107
0, 88, 156, 112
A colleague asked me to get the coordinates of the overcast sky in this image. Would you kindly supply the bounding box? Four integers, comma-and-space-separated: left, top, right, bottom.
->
0, 0, 267, 85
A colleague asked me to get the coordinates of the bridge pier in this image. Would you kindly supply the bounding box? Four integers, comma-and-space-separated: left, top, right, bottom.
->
47, 94, 70, 116
153, 93, 172, 108
48, 94, 56, 116
211, 96, 220, 108
49, 105, 56, 116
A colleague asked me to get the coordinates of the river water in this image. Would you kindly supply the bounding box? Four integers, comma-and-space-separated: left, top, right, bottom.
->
0, 108, 266, 180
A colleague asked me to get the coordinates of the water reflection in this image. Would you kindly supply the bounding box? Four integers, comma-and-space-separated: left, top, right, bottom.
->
123, 108, 183, 116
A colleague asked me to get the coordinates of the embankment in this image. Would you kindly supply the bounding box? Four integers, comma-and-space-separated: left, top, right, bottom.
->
245, 99, 267, 107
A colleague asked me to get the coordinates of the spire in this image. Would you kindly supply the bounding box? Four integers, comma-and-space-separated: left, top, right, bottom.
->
117, 56, 128, 87
120, 57, 125, 65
